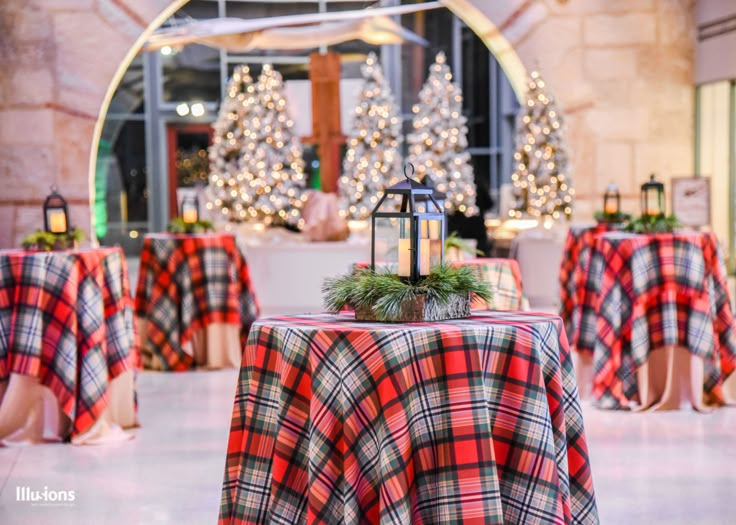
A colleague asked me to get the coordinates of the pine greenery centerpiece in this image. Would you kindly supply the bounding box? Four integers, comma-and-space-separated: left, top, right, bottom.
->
167, 217, 215, 234
625, 214, 680, 234
22, 227, 85, 251
323, 266, 491, 323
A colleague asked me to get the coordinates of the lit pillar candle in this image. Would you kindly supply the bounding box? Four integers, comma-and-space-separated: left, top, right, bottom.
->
419, 238, 430, 276
604, 201, 617, 214
428, 220, 441, 239
420, 221, 429, 239
48, 210, 67, 233
398, 238, 411, 277
429, 239, 442, 267
182, 207, 198, 224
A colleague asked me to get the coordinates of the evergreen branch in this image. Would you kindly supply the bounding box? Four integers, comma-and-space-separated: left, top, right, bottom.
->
322, 265, 492, 321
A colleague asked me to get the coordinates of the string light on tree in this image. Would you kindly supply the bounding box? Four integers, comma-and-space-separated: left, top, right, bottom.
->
510, 70, 573, 220
408, 51, 477, 216
209, 64, 307, 227
339, 52, 403, 220
208, 65, 256, 222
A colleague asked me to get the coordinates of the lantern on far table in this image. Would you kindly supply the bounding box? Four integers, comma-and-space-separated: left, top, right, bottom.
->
371, 164, 445, 283
181, 194, 199, 224
43, 186, 69, 234
603, 183, 620, 215
640, 174, 664, 217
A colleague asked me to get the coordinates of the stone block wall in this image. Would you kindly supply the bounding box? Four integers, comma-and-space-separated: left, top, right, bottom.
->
0, 0, 696, 248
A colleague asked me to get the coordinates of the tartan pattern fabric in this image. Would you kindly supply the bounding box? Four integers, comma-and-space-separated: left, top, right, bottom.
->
219, 312, 598, 525
134, 233, 259, 371
0, 247, 137, 437
355, 258, 529, 311
559, 226, 610, 350
460, 258, 530, 311
579, 232, 736, 408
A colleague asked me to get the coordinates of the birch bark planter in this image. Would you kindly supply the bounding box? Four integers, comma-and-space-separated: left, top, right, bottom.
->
353, 292, 471, 323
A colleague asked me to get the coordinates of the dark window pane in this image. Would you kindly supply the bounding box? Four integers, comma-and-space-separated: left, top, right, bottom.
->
461, 26, 490, 148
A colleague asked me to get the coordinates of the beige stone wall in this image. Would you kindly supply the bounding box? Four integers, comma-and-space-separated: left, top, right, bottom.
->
461, 0, 696, 219
0, 0, 696, 248
0, 0, 174, 247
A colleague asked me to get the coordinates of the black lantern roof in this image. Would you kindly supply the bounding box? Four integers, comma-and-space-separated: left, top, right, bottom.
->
641, 174, 663, 191
419, 175, 447, 202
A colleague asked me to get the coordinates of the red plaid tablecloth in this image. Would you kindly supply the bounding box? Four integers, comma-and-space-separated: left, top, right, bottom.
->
559, 225, 612, 348
0, 247, 137, 437
579, 232, 736, 408
461, 258, 529, 310
134, 233, 259, 371
355, 258, 529, 311
219, 312, 598, 524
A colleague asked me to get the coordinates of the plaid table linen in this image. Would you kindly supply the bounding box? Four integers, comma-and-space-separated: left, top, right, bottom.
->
579, 232, 736, 408
0, 247, 137, 437
219, 312, 598, 525
559, 225, 611, 349
460, 258, 530, 311
134, 233, 259, 371
355, 258, 529, 311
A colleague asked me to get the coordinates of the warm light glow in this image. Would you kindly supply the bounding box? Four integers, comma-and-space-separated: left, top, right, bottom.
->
190, 103, 205, 117
47, 209, 67, 233
175, 103, 189, 116
398, 238, 411, 277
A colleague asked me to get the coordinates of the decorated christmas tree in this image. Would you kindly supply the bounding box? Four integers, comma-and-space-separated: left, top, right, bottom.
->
208, 65, 256, 222
408, 52, 477, 216
209, 64, 307, 227
339, 52, 403, 220
510, 70, 573, 220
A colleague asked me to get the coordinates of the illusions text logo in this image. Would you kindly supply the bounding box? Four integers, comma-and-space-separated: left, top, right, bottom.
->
16, 486, 76, 507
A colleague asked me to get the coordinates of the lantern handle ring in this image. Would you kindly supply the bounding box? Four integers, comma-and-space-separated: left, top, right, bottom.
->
403, 163, 415, 181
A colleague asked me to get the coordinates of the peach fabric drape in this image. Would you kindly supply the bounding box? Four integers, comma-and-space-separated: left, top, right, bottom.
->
0, 370, 137, 445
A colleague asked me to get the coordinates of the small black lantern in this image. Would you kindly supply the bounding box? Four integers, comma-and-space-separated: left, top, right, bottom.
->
641, 174, 665, 217
371, 164, 445, 283
43, 186, 69, 234
181, 194, 199, 224
603, 183, 620, 216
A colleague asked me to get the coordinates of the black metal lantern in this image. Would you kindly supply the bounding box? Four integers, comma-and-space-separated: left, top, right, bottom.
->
641, 174, 664, 217
371, 164, 445, 283
603, 183, 620, 215
43, 186, 69, 234
181, 194, 199, 224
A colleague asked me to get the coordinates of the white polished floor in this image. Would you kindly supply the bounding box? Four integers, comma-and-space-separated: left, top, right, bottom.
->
1, 370, 735, 524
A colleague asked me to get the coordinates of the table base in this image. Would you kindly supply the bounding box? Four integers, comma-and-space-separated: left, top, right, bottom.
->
137, 320, 242, 370
0, 371, 137, 445
574, 347, 736, 412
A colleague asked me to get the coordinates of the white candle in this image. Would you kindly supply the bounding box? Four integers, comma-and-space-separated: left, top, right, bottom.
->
398, 238, 411, 277
430, 239, 442, 267
182, 207, 198, 224
428, 220, 441, 239
47, 210, 67, 233
420, 221, 429, 239
419, 238, 430, 276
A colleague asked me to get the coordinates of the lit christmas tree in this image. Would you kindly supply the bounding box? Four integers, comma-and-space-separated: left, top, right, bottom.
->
510, 70, 573, 219
210, 64, 307, 227
208, 65, 256, 222
408, 52, 477, 216
339, 52, 403, 220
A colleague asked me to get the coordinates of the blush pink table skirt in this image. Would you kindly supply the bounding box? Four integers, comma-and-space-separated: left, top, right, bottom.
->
0, 370, 137, 446
137, 319, 242, 370
573, 348, 736, 412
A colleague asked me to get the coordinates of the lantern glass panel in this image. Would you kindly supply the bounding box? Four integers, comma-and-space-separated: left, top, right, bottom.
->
372, 216, 409, 271
46, 208, 67, 234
